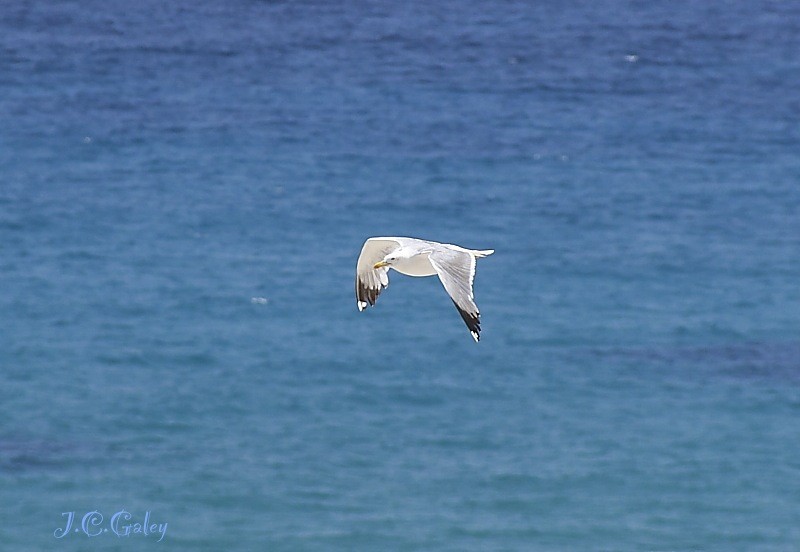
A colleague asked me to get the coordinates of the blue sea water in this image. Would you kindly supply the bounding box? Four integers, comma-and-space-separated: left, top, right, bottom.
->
2, 0, 799, 549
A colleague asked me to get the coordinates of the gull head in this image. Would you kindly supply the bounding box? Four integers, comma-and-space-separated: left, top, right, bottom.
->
373, 254, 400, 269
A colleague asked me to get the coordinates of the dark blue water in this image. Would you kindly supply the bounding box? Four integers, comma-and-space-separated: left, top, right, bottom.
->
2, 1, 799, 549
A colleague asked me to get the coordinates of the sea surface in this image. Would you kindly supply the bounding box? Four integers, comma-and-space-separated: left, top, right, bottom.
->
1, 0, 799, 550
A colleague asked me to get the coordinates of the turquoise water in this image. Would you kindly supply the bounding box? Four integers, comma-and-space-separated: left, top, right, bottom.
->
2, 1, 799, 550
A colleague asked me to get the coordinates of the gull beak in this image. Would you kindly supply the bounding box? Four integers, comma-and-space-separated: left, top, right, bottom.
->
373, 261, 389, 269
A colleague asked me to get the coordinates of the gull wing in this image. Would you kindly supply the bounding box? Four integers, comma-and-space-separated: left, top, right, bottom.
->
355, 237, 402, 311
428, 248, 482, 341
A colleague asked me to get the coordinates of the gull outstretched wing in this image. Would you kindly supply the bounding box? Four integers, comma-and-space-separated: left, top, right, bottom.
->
428, 248, 482, 341
355, 238, 401, 311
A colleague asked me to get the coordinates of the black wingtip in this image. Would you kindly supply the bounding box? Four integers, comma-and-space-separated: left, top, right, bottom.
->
356, 276, 383, 309
452, 300, 481, 342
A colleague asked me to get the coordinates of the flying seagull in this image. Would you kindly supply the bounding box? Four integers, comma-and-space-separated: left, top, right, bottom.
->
355, 237, 494, 341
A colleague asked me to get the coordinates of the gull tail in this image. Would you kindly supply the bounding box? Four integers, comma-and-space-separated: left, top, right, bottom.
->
472, 249, 494, 258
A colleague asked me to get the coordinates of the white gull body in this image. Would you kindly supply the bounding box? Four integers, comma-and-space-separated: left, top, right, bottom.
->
355, 236, 494, 341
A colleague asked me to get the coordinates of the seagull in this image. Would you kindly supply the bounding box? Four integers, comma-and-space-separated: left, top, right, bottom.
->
355, 237, 494, 341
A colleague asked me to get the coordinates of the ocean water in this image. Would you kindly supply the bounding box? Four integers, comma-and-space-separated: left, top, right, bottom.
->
2, 0, 799, 550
